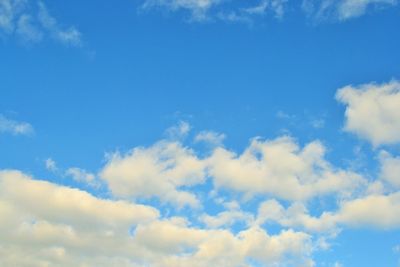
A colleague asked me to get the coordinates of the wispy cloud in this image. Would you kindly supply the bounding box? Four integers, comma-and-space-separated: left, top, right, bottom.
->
302, 0, 398, 21
0, 0, 82, 46
141, 0, 397, 23
0, 114, 34, 135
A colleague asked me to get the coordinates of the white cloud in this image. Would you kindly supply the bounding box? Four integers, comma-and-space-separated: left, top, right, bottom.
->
379, 151, 400, 188
100, 140, 206, 208
165, 120, 191, 140
45, 157, 57, 172
0, 114, 34, 135
133, 218, 314, 267
336, 80, 400, 146
37, 1, 81, 46
200, 202, 254, 229
208, 136, 365, 201
0, 0, 81, 46
100, 135, 366, 206
141, 0, 396, 22
302, 0, 397, 21
142, 0, 289, 22
66, 167, 100, 188
0, 169, 315, 267
257, 192, 400, 232
194, 130, 226, 146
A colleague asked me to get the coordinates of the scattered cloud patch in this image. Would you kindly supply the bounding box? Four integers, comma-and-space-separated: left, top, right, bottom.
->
141, 0, 397, 22
0, 0, 82, 46
141, 0, 289, 22
0, 114, 33, 135
194, 130, 226, 146
45, 158, 57, 172
66, 167, 100, 188
302, 0, 398, 21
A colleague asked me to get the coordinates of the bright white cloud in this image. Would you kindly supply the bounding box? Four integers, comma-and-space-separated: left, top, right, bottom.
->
100, 140, 206, 208
100, 135, 365, 206
0, 169, 315, 267
0, 114, 33, 135
200, 202, 254, 229
0, 0, 81, 46
336, 80, 400, 146
258, 192, 400, 232
208, 136, 365, 201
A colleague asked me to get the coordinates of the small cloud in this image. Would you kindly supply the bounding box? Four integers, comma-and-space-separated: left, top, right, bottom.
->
45, 158, 57, 172
393, 244, 400, 253
0, 114, 34, 135
311, 118, 325, 129
37, 1, 82, 47
165, 121, 191, 140
66, 167, 99, 188
276, 110, 295, 120
194, 130, 226, 146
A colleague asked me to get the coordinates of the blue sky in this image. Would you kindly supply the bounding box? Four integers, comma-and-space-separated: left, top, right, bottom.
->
1, 0, 400, 266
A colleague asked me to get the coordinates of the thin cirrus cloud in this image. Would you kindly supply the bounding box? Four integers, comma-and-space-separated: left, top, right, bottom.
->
141, 0, 398, 22
0, 0, 82, 46
0, 114, 34, 135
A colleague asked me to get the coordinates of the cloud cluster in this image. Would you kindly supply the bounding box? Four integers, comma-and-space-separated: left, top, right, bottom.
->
2, 77, 400, 266
257, 192, 400, 234
0, 0, 81, 45
0, 170, 315, 267
100, 134, 366, 207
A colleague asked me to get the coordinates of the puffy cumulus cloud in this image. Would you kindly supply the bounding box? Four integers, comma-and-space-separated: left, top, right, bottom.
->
0, 114, 34, 135
379, 151, 400, 188
0, 170, 159, 230
256, 199, 337, 233
336, 192, 400, 229
0, 170, 160, 267
336, 80, 400, 146
0, 0, 81, 46
207, 136, 365, 201
0, 170, 315, 267
257, 192, 400, 233
100, 135, 365, 207
200, 201, 254, 228
133, 218, 314, 267
302, 0, 397, 21
100, 140, 206, 208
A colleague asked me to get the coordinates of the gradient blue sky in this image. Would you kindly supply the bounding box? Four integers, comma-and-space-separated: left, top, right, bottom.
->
1, 0, 400, 266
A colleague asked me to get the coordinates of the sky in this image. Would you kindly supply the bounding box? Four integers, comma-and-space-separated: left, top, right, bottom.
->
1, 0, 400, 266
